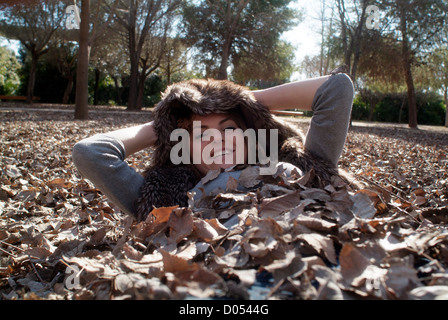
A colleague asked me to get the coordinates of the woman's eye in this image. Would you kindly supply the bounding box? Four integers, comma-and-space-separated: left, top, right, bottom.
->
196, 131, 210, 140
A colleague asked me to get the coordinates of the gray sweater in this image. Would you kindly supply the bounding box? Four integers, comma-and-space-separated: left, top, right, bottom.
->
73, 73, 354, 217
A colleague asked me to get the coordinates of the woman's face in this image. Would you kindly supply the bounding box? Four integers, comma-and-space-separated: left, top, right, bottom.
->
190, 113, 247, 176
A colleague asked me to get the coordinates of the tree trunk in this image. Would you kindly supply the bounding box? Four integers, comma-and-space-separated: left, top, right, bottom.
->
350, 1, 368, 81
217, 40, 231, 80
62, 72, 74, 104
136, 69, 146, 109
126, 2, 140, 111
93, 68, 100, 105
368, 100, 375, 122
398, 95, 406, 124
127, 52, 139, 110
26, 51, 38, 104
216, 0, 249, 81
399, 6, 418, 129
444, 88, 447, 127
403, 61, 417, 128
74, 0, 91, 120
112, 76, 122, 105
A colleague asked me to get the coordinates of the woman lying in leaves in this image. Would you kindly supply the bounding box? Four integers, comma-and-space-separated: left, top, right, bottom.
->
72, 70, 354, 222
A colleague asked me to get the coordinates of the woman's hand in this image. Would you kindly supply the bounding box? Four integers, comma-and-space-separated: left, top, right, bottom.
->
252, 75, 330, 111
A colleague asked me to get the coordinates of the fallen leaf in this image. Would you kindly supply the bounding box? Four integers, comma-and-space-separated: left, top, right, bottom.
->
160, 249, 198, 273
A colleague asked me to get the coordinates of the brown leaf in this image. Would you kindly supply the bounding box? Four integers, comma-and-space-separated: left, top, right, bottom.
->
296, 232, 337, 265
226, 175, 239, 192
192, 219, 220, 242
150, 205, 179, 224
339, 243, 370, 286
260, 190, 302, 218
384, 257, 420, 298
351, 192, 377, 219
122, 242, 144, 261
263, 250, 306, 283
89, 226, 108, 245
168, 208, 193, 244
48, 178, 73, 189
229, 269, 257, 287
294, 215, 338, 233
237, 166, 260, 188
206, 218, 228, 235
300, 188, 331, 202
160, 249, 198, 273
214, 242, 249, 268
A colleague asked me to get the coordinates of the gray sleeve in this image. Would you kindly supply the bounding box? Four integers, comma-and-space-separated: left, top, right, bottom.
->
304, 73, 354, 168
72, 134, 144, 216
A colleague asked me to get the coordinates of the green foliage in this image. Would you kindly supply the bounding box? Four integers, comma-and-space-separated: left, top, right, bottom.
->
143, 74, 165, 108
353, 91, 446, 126
86, 72, 165, 108
374, 95, 405, 123
182, 0, 300, 82
233, 40, 297, 86
351, 96, 370, 121
0, 46, 21, 95
418, 98, 446, 126
18, 54, 69, 103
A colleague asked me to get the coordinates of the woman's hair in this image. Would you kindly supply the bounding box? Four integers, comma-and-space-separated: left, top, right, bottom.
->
177, 107, 248, 132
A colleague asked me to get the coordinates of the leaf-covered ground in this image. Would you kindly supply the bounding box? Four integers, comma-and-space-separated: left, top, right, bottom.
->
1, 105, 448, 300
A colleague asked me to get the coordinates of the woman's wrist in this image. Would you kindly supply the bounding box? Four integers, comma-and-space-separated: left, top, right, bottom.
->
107, 121, 157, 157
252, 75, 330, 111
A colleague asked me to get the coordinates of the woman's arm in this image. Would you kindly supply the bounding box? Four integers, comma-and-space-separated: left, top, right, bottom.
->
105, 121, 157, 157
72, 122, 157, 217
252, 75, 330, 111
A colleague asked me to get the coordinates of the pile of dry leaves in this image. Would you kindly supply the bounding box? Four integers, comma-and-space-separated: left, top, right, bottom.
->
1, 107, 448, 300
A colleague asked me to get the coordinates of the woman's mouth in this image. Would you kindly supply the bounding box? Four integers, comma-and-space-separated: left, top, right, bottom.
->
213, 149, 232, 158
210, 149, 235, 163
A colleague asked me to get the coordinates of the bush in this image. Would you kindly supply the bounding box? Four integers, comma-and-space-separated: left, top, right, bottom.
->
351, 96, 370, 121
0, 46, 21, 95
417, 97, 446, 126
354, 91, 446, 126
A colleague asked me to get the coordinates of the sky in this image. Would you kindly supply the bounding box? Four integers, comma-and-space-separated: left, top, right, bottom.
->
283, 1, 323, 80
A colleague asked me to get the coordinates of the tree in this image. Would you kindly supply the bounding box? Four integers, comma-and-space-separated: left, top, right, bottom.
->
158, 38, 190, 86
112, 0, 182, 110
0, 1, 65, 103
182, 0, 299, 80
232, 40, 296, 86
379, 0, 448, 128
90, 28, 130, 106
335, 0, 375, 81
75, 0, 91, 119
47, 43, 77, 104
426, 47, 448, 127
74, 0, 118, 119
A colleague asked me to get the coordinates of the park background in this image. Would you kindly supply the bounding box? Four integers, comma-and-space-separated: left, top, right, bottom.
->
1, 0, 448, 301
0, 0, 447, 128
